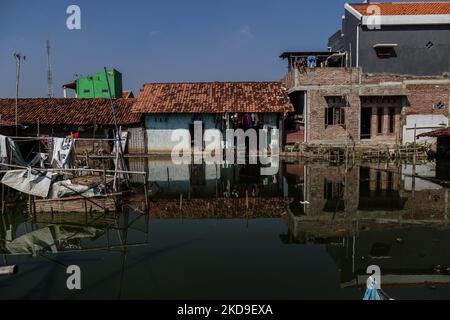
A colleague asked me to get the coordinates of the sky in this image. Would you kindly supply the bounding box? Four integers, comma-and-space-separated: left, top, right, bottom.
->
0, 0, 431, 97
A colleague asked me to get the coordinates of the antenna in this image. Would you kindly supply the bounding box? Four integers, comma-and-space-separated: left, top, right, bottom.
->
13, 52, 25, 135
46, 40, 53, 98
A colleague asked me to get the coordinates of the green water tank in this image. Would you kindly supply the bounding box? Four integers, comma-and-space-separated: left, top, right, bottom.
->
76, 69, 123, 98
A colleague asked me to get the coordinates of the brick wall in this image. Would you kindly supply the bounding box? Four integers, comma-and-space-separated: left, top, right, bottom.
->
286, 67, 450, 145
406, 84, 450, 116
296, 67, 360, 86
307, 89, 360, 144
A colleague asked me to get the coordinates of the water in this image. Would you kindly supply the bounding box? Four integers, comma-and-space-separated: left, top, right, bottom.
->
1, 159, 450, 300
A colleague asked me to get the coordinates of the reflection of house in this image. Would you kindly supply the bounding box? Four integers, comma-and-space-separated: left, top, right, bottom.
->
150, 197, 291, 219
288, 162, 448, 220
329, 228, 450, 288
128, 159, 283, 199
131, 82, 294, 154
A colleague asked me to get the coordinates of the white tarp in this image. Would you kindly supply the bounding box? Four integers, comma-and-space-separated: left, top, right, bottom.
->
0, 135, 28, 166
0, 135, 7, 161
1, 169, 56, 198
48, 180, 97, 199
51, 137, 75, 168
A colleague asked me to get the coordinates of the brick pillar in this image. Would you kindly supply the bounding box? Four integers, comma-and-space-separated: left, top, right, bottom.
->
383, 107, 390, 135
371, 107, 378, 138
381, 171, 388, 190
395, 107, 401, 141
370, 168, 377, 191
392, 171, 399, 191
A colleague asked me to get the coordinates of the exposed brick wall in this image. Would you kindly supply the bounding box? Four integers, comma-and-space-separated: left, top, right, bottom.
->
296, 68, 360, 86
405, 84, 450, 116
307, 89, 361, 144
285, 67, 450, 145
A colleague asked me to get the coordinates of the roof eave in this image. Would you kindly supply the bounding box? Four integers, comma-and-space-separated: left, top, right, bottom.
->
361, 14, 450, 26
345, 3, 363, 21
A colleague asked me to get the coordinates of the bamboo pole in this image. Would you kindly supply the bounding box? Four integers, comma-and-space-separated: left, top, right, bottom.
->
143, 172, 149, 212
0, 163, 145, 175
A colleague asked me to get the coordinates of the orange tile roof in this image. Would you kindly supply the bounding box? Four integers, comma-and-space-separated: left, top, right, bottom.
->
418, 127, 450, 138
350, 2, 450, 16
132, 82, 294, 114
0, 98, 141, 126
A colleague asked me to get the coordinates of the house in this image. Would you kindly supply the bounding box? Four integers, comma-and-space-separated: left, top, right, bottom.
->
280, 54, 450, 147
0, 98, 143, 155
328, 1, 450, 76
418, 128, 450, 158
131, 81, 294, 154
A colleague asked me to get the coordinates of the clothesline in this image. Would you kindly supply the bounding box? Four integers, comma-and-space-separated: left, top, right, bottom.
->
6, 136, 126, 142
0, 162, 146, 175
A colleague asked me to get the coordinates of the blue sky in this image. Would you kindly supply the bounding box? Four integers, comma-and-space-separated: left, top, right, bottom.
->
0, 0, 426, 97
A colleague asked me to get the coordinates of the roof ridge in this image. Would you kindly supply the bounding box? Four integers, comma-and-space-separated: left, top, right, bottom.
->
142, 81, 282, 86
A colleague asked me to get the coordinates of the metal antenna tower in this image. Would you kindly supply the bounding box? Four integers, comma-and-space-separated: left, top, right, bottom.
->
46, 40, 53, 98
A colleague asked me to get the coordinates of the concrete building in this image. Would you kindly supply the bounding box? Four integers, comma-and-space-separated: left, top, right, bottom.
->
328, 1, 450, 76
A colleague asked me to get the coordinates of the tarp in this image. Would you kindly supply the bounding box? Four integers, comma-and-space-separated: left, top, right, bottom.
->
0, 135, 28, 166
48, 180, 97, 199
51, 137, 75, 168
5, 227, 57, 254
1, 169, 56, 198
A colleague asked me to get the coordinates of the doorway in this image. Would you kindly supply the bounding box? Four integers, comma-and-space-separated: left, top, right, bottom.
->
361, 108, 372, 140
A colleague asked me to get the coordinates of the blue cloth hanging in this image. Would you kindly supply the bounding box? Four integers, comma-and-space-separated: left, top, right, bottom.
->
363, 276, 382, 300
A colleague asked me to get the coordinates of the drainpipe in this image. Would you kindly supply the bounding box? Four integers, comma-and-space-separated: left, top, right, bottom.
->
356, 23, 361, 68
304, 91, 308, 144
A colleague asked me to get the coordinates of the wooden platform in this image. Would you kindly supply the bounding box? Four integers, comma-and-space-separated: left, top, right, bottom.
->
30, 194, 119, 214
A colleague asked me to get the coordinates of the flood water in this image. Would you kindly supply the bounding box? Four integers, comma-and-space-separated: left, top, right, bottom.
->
1, 159, 450, 300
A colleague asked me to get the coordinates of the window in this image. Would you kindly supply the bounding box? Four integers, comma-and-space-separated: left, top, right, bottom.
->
436, 101, 446, 110
373, 44, 397, 59
325, 97, 346, 127
323, 180, 345, 212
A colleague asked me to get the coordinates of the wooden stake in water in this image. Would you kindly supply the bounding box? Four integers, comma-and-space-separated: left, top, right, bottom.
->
246, 190, 249, 210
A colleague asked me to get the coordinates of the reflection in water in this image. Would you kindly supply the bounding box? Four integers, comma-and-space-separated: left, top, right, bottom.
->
1, 159, 450, 299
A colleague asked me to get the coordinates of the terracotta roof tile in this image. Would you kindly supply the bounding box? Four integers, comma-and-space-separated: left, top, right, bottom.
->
351, 2, 450, 16
418, 127, 450, 138
132, 82, 294, 114
0, 98, 141, 126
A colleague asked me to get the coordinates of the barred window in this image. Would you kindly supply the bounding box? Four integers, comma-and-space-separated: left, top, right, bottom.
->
325, 96, 346, 127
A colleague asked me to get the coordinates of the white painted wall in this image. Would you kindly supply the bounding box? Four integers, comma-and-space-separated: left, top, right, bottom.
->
148, 159, 220, 182
402, 163, 442, 191
402, 114, 448, 144
145, 114, 219, 152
